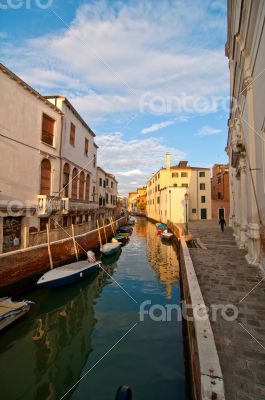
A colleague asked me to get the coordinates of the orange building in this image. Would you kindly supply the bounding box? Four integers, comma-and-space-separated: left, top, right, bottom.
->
211, 164, 230, 220
128, 187, 147, 215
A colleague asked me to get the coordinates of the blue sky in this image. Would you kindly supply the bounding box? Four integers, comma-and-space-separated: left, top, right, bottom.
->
0, 0, 229, 195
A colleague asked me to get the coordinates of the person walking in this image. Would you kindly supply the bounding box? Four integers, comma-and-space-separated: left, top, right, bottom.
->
219, 217, 226, 232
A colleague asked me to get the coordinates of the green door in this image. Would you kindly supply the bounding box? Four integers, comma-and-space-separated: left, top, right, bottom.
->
201, 208, 207, 219
218, 208, 225, 219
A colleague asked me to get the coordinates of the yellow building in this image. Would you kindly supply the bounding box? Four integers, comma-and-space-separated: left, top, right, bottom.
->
128, 187, 147, 215
146, 153, 211, 223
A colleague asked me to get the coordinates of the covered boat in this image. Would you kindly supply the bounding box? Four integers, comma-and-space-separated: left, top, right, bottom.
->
161, 230, 174, 240
156, 223, 167, 231
101, 242, 122, 256
118, 226, 133, 234
37, 251, 101, 288
0, 298, 32, 331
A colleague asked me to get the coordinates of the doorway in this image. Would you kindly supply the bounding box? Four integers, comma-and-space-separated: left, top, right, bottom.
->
218, 208, 225, 220
200, 208, 207, 219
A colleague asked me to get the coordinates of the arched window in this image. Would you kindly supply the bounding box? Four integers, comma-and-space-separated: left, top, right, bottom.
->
40, 159, 51, 195
72, 168, 78, 199
79, 171, 85, 200
85, 174, 90, 200
63, 163, 70, 197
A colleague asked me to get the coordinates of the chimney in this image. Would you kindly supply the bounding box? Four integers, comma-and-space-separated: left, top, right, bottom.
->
166, 152, 171, 171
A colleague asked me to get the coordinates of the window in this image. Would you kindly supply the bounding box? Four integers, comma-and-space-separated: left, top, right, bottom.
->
93, 154, 96, 168
40, 159, 51, 195
199, 171, 205, 177
106, 193, 109, 204
182, 183, 188, 188
181, 172, 188, 177
42, 114, 55, 146
200, 183, 206, 190
71, 215, 76, 225
86, 175, 90, 200
63, 163, 70, 197
158, 184, 160, 190
85, 214, 89, 223
106, 179, 109, 187
111, 181, 114, 188
63, 216, 68, 227
103, 180, 106, 188
99, 178, 102, 187
84, 138, 89, 156
79, 171, 85, 200
70, 123, 75, 146
192, 208, 196, 213
71, 168, 78, 199
218, 192, 222, 200
157, 197, 160, 204
201, 196, 206, 203
172, 172, 179, 178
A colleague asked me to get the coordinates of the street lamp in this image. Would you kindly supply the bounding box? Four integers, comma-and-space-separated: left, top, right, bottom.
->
184, 192, 189, 235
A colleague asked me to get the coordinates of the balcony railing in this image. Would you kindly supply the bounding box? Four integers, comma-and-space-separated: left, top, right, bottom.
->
37, 195, 98, 216
62, 198, 98, 214
37, 195, 62, 217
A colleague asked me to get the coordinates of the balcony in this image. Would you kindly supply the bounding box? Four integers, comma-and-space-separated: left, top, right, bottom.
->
62, 198, 98, 214
37, 195, 62, 217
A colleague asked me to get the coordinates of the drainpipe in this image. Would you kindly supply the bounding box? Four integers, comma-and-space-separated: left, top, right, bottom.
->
58, 114, 64, 197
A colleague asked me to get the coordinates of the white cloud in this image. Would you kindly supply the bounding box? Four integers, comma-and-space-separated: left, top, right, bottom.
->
95, 132, 186, 195
195, 125, 223, 137
141, 120, 175, 134
118, 169, 142, 177
1, 0, 228, 120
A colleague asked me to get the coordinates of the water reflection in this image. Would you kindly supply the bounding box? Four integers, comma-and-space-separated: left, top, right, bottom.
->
0, 265, 116, 400
146, 222, 180, 299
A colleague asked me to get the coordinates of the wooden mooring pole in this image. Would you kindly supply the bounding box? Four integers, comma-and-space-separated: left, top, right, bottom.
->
71, 224, 79, 260
46, 223, 53, 269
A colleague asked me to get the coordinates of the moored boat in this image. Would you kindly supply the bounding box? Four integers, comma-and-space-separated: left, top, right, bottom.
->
101, 242, 122, 256
37, 251, 101, 288
118, 226, 133, 234
156, 223, 167, 231
161, 230, 174, 240
127, 218, 135, 225
112, 234, 129, 245
0, 298, 33, 331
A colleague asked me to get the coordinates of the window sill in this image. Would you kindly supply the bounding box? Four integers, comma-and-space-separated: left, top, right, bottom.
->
40, 141, 56, 149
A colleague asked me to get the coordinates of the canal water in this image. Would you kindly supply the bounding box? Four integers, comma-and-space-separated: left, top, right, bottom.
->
0, 219, 186, 400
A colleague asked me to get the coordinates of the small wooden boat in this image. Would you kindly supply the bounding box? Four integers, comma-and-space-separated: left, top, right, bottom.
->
118, 226, 133, 234
117, 232, 130, 238
161, 230, 174, 240
37, 251, 101, 288
0, 298, 33, 331
101, 242, 122, 256
156, 223, 167, 231
113, 234, 129, 245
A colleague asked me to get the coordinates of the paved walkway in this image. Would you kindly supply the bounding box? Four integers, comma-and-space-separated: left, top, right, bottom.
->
188, 220, 265, 400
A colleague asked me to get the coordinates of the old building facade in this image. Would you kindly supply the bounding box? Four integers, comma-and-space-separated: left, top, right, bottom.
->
0, 64, 117, 253
128, 187, 147, 215
146, 153, 211, 224
226, 0, 265, 268
96, 167, 118, 222
211, 164, 230, 220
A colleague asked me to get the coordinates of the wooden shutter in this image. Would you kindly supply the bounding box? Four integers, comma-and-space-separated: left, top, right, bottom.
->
79, 172, 85, 200
42, 114, 55, 146
72, 168, 78, 199
40, 159, 51, 195
85, 175, 90, 200
85, 138, 89, 156
70, 123, 75, 146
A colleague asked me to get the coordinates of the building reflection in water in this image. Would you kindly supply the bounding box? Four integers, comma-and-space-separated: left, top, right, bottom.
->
146, 221, 180, 299
0, 264, 117, 400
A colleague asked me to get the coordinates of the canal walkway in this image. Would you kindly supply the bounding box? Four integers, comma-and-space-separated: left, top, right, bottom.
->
188, 220, 265, 400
